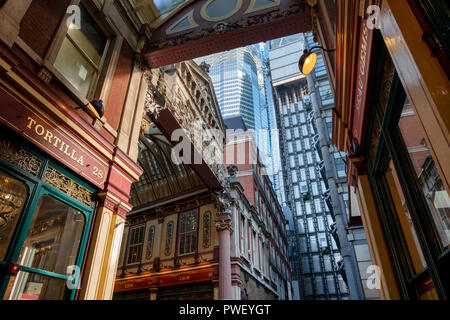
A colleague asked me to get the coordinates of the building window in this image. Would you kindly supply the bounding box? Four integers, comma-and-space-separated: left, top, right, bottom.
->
127, 225, 145, 265
292, 170, 298, 183
327, 275, 336, 294
54, 3, 108, 98
319, 80, 334, 106
313, 256, 322, 273
165, 222, 174, 256
179, 210, 198, 255
307, 152, 313, 165
304, 139, 311, 150
307, 217, 315, 232
286, 129, 292, 140
203, 211, 211, 248
296, 201, 303, 217
318, 232, 328, 248
288, 142, 294, 154
298, 154, 304, 167
309, 166, 316, 180
317, 216, 325, 231
145, 225, 155, 260
296, 140, 302, 152
298, 218, 305, 233
294, 185, 300, 199
302, 125, 309, 136
300, 169, 307, 181
290, 156, 296, 168
310, 235, 318, 251
312, 182, 319, 196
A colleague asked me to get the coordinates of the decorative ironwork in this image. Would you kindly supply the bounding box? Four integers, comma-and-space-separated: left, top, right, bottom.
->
368, 115, 382, 164
164, 221, 174, 256
203, 211, 211, 248
145, 225, 155, 260
0, 175, 27, 232
43, 166, 93, 206
0, 140, 42, 176
146, 5, 304, 51
379, 54, 395, 113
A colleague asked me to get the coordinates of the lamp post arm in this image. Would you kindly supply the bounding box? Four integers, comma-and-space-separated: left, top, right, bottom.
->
309, 46, 336, 53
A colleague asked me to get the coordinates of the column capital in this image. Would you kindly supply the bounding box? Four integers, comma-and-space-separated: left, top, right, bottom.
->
216, 215, 233, 233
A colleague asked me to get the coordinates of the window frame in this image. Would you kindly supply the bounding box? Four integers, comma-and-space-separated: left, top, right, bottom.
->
41, 0, 120, 106
126, 224, 145, 265
178, 209, 199, 256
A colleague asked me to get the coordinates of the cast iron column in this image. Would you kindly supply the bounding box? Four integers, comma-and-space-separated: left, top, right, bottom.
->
215, 191, 234, 300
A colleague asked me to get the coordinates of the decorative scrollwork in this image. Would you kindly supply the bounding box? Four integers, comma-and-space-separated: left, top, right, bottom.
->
43, 166, 93, 206
0, 140, 42, 176
203, 211, 211, 248
144, 83, 166, 118
164, 221, 174, 256
146, 225, 155, 260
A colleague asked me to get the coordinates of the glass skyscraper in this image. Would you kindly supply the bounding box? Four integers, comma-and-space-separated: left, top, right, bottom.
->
195, 45, 282, 197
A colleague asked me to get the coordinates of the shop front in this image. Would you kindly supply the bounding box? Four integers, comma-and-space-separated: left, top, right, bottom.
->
0, 64, 140, 299
0, 125, 96, 300
333, 0, 450, 300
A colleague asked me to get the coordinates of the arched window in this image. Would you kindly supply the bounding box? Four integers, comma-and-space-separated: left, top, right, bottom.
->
165, 222, 174, 256
146, 225, 155, 259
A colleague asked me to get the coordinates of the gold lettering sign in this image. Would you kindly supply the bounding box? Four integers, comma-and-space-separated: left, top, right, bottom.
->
0, 89, 107, 189
26, 117, 85, 167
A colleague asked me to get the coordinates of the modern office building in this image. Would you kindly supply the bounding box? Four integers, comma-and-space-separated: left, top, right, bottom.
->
194, 46, 264, 131
268, 33, 376, 300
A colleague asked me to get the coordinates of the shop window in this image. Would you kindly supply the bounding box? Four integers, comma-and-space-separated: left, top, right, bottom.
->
157, 282, 214, 300
0, 132, 95, 300
7, 195, 86, 300
179, 210, 198, 255
397, 107, 450, 248
127, 225, 145, 265
54, 3, 108, 98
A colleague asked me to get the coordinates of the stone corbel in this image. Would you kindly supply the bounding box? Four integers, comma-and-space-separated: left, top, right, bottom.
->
215, 190, 234, 216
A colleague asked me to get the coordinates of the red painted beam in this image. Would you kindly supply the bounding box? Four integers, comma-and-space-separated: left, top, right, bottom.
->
143, 10, 311, 68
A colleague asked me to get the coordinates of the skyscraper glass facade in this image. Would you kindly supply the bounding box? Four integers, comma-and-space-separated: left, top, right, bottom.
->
195, 45, 282, 197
